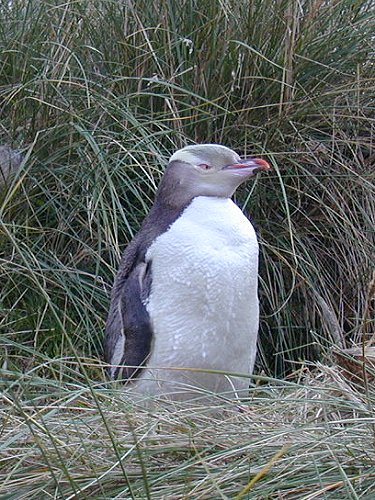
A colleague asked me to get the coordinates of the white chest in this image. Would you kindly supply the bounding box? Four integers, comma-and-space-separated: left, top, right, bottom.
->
148, 196, 258, 260
139, 197, 260, 395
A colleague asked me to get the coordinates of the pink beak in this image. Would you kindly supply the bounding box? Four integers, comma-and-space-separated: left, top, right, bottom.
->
223, 157, 271, 173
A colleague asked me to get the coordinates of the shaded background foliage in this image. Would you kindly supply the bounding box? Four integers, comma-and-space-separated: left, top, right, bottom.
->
0, 0, 374, 376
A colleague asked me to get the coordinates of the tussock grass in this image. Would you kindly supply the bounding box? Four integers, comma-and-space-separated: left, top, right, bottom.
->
1, 363, 375, 498
1, 0, 373, 374
0, 0, 374, 495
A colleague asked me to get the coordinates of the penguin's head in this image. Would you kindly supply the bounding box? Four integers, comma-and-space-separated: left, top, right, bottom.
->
157, 144, 270, 205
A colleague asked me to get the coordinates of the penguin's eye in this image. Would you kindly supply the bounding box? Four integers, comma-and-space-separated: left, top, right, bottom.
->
198, 163, 212, 170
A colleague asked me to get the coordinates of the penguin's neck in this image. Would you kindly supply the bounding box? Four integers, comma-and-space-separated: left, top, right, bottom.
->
143, 196, 253, 253
183, 195, 245, 223
176, 196, 255, 245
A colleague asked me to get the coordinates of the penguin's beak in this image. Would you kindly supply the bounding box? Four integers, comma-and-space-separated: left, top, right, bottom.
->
222, 157, 271, 174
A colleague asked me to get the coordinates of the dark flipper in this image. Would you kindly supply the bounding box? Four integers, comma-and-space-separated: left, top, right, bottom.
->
105, 258, 153, 382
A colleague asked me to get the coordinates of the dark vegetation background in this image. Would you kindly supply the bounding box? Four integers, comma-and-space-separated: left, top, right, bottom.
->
0, 0, 374, 379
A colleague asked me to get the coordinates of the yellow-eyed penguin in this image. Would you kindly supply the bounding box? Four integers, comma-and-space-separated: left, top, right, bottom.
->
105, 144, 270, 399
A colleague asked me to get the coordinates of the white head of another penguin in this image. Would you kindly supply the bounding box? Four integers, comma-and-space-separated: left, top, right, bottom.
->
157, 144, 270, 207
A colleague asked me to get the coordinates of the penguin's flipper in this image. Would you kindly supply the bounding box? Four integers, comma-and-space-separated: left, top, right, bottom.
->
105, 252, 153, 382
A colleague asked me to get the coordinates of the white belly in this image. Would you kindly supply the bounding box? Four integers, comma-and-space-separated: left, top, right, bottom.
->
136, 196, 259, 399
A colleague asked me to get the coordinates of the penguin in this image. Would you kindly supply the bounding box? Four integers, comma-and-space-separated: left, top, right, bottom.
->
104, 144, 270, 400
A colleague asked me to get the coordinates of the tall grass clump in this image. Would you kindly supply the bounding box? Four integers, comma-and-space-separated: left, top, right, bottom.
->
1, 0, 373, 375
1, 365, 375, 498
0, 0, 374, 495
